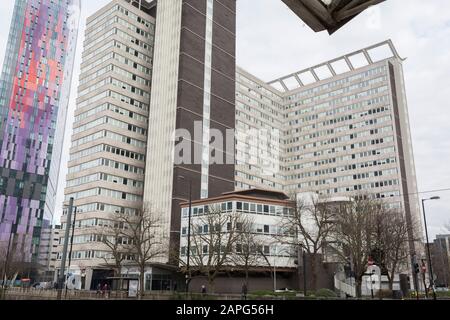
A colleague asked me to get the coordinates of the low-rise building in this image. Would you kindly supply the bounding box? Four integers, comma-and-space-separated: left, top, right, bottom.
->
179, 189, 297, 293
37, 225, 61, 282
430, 235, 450, 288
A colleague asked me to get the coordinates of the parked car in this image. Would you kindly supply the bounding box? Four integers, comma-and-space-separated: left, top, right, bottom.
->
32, 282, 51, 289
275, 288, 295, 293
435, 287, 449, 292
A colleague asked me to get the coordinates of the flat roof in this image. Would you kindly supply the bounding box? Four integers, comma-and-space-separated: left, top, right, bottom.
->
180, 189, 295, 208
268, 39, 403, 93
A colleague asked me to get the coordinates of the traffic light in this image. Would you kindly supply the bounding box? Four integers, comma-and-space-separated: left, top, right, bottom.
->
414, 263, 420, 274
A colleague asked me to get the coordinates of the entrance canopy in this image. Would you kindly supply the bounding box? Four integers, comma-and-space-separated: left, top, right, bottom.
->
282, 0, 386, 34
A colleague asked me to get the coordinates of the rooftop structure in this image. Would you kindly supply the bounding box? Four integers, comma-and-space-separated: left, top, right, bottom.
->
282, 0, 386, 34
268, 40, 402, 92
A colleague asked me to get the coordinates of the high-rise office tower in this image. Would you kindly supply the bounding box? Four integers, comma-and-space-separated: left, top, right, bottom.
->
235, 40, 421, 264
60, 0, 156, 288
144, 0, 237, 263
0, 0, 79, 265
57, 0, 396, 290
144, 0, 388, 265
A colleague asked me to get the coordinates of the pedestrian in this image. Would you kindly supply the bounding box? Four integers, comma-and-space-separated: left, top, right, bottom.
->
201, 284, 206, 297
173, 282, 178, 292
96, 283, 102, 297
241, 283, 248, 300
103, 283, 109, 299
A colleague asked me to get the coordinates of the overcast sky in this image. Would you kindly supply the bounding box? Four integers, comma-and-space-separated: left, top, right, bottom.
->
0, 0, 449, 240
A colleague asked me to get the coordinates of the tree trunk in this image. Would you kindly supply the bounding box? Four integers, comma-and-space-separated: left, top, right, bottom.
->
355, 279, 362, 298
387, 274, 394, 291
208, 272, 215, 294
245, 268, 249, 287
310, 254, 317, 291
139, 266, 145, 300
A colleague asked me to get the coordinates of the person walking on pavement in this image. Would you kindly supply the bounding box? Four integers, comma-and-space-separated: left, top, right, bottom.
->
96, 283, 102, 297
102, 283, 109, 299
241, 283, 248, 300
201, 285, 207, 297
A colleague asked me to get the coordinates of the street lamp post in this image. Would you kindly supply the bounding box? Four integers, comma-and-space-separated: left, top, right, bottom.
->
179, 176, 192, 294
1, 222, 17, 299
57, 197, 74, 300
64, 205, 77, 299
422, 196, 440, 300
303, 250, 307, 297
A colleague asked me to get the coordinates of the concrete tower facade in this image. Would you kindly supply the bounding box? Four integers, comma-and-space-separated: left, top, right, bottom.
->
143, 0, 236, 262
60, 0, 156, 288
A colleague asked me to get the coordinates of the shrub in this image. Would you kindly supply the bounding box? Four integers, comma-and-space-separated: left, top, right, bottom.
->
315, 289, 338, 298
376, 289, 393, 299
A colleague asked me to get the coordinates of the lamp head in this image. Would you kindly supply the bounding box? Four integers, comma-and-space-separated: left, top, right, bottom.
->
430, 196, 441, 200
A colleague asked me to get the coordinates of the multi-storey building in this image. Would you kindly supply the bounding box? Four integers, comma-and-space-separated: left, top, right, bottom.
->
56, 0, 408, 292
430, 235, 450, 288
144, 0, 237, 264
37, 224, 61, 281
179, 189, 297, 292
59, 0, 156, 289
235, 40, 422, 251
0, 0, 79, 266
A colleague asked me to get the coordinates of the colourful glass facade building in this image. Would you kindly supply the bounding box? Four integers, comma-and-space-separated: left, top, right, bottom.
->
0, 0, 79, 264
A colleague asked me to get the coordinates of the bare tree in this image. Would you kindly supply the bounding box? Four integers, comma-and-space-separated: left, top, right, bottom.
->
278, 193, 337, 291
229, 215, 269, 288
118, 204, 168, 298
0, 240, 30, 285
373, 209, 420, 290
330, 196, 381, 297
99, 213, 130, 290
186, 205, 242, 293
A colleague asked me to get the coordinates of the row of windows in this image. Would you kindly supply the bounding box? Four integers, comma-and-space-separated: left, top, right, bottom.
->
290, 156, 397, 177
285, 96, 389, 133
181, 201, 293, 218
65, 187, 142, 202
88, 4, 153, 32
69, 203, 137, 217
286, 85, 389, 118
62, 234, 133, 245
74, 102, 147, 124
72, 130, 146, 149
182, 222, 288, 237
285, 114, 392, 147
287, 75, 387, 110
284, 66, 387, 103
57, 250, 133, 261
68, 158, 144, 175
73, 116, 147, 137
66, 172, 143, 189
180, 244, 295, 258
